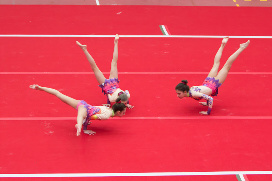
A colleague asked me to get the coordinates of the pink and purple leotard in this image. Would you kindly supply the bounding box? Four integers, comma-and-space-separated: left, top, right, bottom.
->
98, 78, 130, 104
77, 100, 101, 130
99, 78, 120, 95
202, 77, 222, 96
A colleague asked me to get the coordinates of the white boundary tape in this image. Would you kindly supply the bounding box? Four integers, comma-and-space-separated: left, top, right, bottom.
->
0, 34, 272, 38
0, 72, 272, 75
1, 116, 272, 121
0, 171, 272, 177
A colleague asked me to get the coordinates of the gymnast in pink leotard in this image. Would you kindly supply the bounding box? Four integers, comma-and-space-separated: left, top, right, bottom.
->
175, 37, 250, 115
29, 84, 126, 136
76, 34, 133, 109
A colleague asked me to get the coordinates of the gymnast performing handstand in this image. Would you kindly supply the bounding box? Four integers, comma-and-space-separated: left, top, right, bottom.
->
30, 84, 126, 136
76, 34, 133, 109
175, 37, 250, 115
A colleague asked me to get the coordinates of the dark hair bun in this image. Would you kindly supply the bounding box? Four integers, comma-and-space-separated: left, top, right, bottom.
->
115, 97, 121, 103
181, 80, 188, 85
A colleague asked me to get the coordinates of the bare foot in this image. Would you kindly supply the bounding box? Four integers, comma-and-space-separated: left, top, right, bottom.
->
222, 37, 229, 46
76, 41, 87, 50
83, 130, 96, 135
114, 34, 119, 43
199, 111, 208, 115
75, 124, 82, 136
240, 40, 250, 49
29, 84, 42, 90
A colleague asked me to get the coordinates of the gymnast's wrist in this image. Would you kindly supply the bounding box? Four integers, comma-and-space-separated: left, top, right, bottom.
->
207, 108, 212, 115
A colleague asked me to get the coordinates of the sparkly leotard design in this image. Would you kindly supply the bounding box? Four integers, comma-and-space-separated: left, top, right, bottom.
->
99, 78, 120, 95
202, 77, 222, 96
99, 78, 130, 104
189, 87, 213, 115
77, 100, 101, 130
189, 87, 202, 100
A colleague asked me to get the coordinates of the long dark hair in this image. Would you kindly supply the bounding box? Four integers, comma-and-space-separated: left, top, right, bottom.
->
175, 80, 190, 92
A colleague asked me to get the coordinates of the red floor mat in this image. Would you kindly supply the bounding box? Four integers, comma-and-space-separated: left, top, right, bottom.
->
1, 118, 272, 173
0, 175, 239, 181
1, 4, 272, 180
0, 38, 271, 73
0, 74, 272, 117
0, 6, 272, 36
